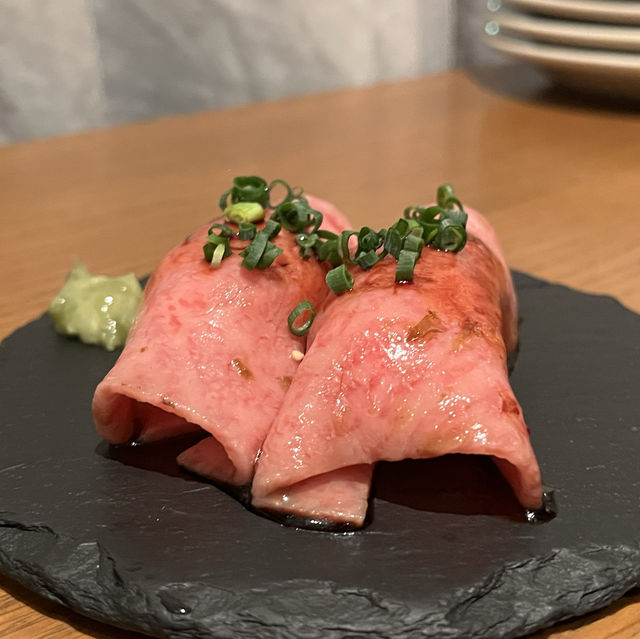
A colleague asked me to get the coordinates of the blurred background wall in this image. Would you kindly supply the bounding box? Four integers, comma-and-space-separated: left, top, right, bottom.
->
0, 0, 473, 145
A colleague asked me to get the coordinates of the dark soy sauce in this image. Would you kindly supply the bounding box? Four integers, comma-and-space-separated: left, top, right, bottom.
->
525, 486, 557, 524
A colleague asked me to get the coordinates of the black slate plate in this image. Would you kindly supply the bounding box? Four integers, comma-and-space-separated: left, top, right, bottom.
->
0, 272, 639, 639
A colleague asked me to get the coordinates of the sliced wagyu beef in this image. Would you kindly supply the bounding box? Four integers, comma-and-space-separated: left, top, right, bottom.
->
92, 196, 351, 486
251, 207, 543, 528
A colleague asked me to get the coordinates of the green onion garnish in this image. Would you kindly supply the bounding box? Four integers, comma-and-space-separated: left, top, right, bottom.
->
268, 179, 295, 208
434, 219, 467, 252
310, 210, 324, 232
296, 233, 318, 249
313, 238, 331, 262
239, 232, 269, 270
442, 206, 468, 226
238, 222, 256, 241
273, 200, 314, 233
402, 233, 424, 254
220, 175, 270, 210
326, 264, 354, 295
203, 232, 231, 264
224, 202, 265, 224
357, 227, 381, 253
339, 230, 356, 263
355, 250, 380, 270
383, 227, 402, 259
392, 218, 410, 236
208, 223, 235, 237
317, 230, 338, 240
208, 178, 468, 314
287, 300, 316, 336
263, 218, 282, 239
436, 183, 456, 208
295, 232, 318, 259
396, 249, 419, 282
256, 241, 283, 269
210, 243, 227, 268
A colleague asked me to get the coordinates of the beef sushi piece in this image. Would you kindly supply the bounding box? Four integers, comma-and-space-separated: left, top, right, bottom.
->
251, 207, 542, 528
92, 195, 350, 486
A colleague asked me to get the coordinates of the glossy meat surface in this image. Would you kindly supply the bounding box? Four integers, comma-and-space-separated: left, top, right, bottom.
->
92, 196, 350, 486
252, 207, 542, 525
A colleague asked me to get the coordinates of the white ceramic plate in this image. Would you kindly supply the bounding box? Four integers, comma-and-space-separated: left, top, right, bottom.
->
500, 0, 640, 25
490, 10, 640, 52
485, 33, 640, 98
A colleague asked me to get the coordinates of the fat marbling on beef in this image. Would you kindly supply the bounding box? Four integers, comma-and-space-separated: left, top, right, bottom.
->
92, 195, 351, 486
251, 207, 543, 528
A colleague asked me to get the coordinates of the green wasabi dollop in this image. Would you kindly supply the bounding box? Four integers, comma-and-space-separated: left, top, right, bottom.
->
48, 262, 143, 351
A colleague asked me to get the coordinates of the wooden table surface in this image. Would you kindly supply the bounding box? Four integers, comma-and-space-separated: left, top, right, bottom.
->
0, 68, 638, 638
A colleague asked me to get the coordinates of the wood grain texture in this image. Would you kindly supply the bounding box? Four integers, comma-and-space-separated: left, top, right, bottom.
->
0, 69, 639, 638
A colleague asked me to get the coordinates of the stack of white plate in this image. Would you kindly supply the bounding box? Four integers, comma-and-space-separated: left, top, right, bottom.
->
484, 0, 640, 98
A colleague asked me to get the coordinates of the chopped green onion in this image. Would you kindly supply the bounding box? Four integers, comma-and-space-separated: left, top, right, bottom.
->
273, 200, 312, 232
224, 202, 265, 224
317, 229, 338, 240
419, 206, 442, 223
443, 196, 464, 211
404, 206, 423, 221
208, 223, 235, 237
314, 235, 341, 266
355, 250, 380, 270
296, 233, 318, 249
238, 222, 256, 241
296, 232, 317, 260
263, 218, 282, 239
212, 176, 469, 302
310, 210, 324, 232
268, 179, 295, 208
287, 300, 316, 336
257, 241, 283, 269
314, 238, 331, 262
434, 219, 467, 252
206, 231, 231, 245
437, 183, 456, 208
383, 227, 402, 258
339, 230, 356, 263
391, 218, 410, 236
441, 207, 468, 226
423, 223, 439, 244
210, 243, 227, 267
396, 249, 419, 282
437, 183, 465, 214
326, 264, 354, 295
403, 233, 424, 254
218, 188, 232, 212
358, 227, 381, 253
326, 243, 343, 267
203, 234, 231, 263
221, 176, 270, 209
239, 232, 268, 270
406, 219, 422, 233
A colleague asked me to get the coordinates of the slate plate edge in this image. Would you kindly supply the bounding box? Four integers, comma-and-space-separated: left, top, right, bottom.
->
1, 520, 639, 639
